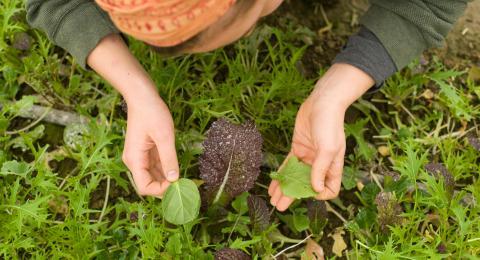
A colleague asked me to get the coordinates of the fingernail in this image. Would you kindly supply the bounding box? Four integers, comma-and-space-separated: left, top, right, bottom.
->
270, 198, 276, 206
167, 170, 178, 181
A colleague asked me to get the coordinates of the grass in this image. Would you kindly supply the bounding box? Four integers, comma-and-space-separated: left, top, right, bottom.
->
1, 0, 479, 258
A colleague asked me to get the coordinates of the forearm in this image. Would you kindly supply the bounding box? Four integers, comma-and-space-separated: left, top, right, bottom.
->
87, 34, 158, 104
310, 63, 374, 111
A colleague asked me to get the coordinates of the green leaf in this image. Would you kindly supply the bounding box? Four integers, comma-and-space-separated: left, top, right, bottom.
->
165, 233, 183, 255
231, 192, 249, 215
1, 160, 30, 177
345, 119, 375, 160
162, 178, 201, 225
360, 183, 381, 205
342, 166, 357, 190
229, 236, 261, 252
10, 95, 36, 117
292, 208, 310, 232
270, 156, 317, 199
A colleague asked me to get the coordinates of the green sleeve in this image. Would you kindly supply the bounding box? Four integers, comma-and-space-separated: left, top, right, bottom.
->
26, 0, 119, 69
361, 0, 470, 69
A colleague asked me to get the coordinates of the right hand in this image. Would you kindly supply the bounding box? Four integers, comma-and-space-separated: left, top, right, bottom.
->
122, 93, 179, 197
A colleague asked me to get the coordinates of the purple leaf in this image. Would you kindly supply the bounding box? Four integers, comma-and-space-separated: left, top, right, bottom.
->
306, 199, 328, 234
214, 248, 251, 260
375, 191, 403, 234
467, 134, 480, 151
247, 195, 270, 233
425, 162, 455, 197
199, 118, 263, 200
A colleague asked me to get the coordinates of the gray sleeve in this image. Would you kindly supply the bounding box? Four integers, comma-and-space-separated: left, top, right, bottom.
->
333, 26, 397, 90
26, 0, 119, 69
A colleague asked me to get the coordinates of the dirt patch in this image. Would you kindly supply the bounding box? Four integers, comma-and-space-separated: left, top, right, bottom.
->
434, 0, 480, 67
264, 0, 368, 78
265, 0, 478, 74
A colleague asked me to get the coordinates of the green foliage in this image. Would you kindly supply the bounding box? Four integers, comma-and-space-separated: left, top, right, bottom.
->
0, 0, 479, 258
345, 118, 376, 161
270, 156, 317, 199
162, 178, 201, 225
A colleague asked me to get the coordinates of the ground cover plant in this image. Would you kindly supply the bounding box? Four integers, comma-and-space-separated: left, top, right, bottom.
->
1, 0, 480, 258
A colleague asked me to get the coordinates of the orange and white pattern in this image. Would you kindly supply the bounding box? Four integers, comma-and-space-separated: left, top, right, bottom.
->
95, 0, 236, 47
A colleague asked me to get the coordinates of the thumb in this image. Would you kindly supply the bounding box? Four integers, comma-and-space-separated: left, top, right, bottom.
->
311, 151, 334, 193
154, 132, 179, 182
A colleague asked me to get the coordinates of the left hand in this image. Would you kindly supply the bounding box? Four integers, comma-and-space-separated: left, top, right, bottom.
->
268, 63, 375, 211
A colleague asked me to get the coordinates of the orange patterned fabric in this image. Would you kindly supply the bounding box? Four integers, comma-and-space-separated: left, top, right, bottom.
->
95, 0, 236, 47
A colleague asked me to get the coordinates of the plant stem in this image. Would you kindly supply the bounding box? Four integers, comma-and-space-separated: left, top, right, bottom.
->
98, 175, 111, 224
273, 234, 312, 258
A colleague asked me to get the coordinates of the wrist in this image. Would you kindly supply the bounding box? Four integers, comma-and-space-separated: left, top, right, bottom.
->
121, 80, 160, 106
310, 63, 374, 109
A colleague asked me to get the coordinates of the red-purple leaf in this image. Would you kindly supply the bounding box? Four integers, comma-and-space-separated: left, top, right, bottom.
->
214, 248, 251, 260
375, 191, 403, 233
247, 195, 270, 233
199, 118, 263, 200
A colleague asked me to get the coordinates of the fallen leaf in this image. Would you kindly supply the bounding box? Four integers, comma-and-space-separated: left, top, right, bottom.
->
422, 89, 435, 100
468, 66, 480, 82
302, 239, 324, 260
356, 181, 364, 191
377, 145, 390, 157
328, 228, 347, 257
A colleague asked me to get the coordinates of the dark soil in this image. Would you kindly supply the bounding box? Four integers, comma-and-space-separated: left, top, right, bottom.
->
265, 0, 480, 76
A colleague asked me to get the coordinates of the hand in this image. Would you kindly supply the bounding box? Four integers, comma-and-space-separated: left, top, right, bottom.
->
268, 63, 375, 211
122, 94, 179, 197
87, 34, 179, 197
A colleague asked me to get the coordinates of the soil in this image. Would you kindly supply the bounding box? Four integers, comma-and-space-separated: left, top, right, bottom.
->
265, 0, 480, 77
434, 0, 480, 67
262, 1, 479, 258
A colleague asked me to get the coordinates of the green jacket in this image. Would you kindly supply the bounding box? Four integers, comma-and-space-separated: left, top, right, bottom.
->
26, 0, 470, 70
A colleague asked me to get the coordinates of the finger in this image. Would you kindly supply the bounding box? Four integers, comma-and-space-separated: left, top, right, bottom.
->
291, 142, 315, 165
268, 180, 280, 196
316, 151, 344, 200
311, 151, 335, 193
270, 184, 283, 206
276, 195, 294, 212
153, 130, 179, 182
131, 167, 170, 196
269, 152, 292, 199
151, 162, 165, 182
